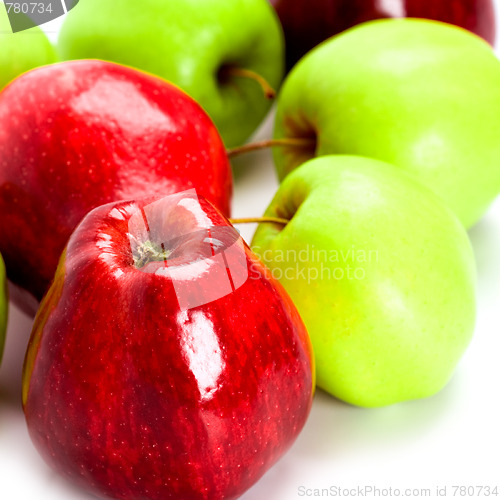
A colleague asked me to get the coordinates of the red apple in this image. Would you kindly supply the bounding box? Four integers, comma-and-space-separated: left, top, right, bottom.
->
22, 190, 314, 500
270, 0, 497, 69
0, 60, 232, 310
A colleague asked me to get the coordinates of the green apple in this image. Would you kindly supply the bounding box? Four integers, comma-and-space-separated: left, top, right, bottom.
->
0, 3, 56, 90
252, 155, 476, 407
0, 254, 7, 364
57, 0, 284, 147
274, 18, 500, 228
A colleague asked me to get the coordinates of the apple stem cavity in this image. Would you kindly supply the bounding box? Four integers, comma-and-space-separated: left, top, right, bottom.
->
227, 137, 316, 159
218, 65, 276, 99
230, 216, 289, 226
133, 240, 172, 269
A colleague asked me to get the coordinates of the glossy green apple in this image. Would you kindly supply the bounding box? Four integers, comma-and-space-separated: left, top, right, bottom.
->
252, 155, 476, 407
0, 4, 56, 90
0, 254, 7, 364
274, 18, 500, 227
57, 0, 284, 147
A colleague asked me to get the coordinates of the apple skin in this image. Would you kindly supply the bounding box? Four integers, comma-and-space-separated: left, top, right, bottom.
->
252, 156, 476, 407
270, 0, 496, 70
57, 0, 284, 148
274, 19, 500, 228
0, 60, 232, 308
0, 255, 8, 364
22, 191, 314, 500
0, 5, 56, 89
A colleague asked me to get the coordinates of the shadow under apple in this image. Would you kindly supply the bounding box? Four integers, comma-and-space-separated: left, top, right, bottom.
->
0, 301, 35, 410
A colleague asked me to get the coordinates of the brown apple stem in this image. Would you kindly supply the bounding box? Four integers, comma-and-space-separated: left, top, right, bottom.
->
227, 137, 316, 159
220, 66, 276, 99
133, 240, 171, 269
230, 217, 289, 226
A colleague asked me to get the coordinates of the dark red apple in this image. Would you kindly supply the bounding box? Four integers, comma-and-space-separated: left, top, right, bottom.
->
270, 0, 497, 69
22, 190, 314, 500
0, 60, 232, 309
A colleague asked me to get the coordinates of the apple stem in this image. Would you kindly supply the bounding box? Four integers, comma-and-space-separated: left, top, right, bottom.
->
133, 240, 171, 269
227, 137, 316, 159
219, 66, 277, 99
230, 216, 289, 226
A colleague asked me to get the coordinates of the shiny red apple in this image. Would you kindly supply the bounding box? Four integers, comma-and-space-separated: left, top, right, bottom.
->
22, 190, 314, 500
0, 60, 232, 310
270, 0, 497, 69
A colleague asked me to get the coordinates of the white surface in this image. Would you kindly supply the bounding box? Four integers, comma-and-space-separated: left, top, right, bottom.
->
1, 7, 500, 500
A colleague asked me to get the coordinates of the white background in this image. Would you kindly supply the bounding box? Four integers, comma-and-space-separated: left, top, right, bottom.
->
1, 5, 500, 500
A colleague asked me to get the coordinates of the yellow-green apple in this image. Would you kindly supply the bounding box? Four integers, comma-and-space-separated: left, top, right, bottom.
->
0, 3, 56, 89
252, 155, 476, 407
22, 190, 314, 500
274, 19, 500, 227
0, 60, 232, 310
269, 0, 496, 70
57, 0, 284, 147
